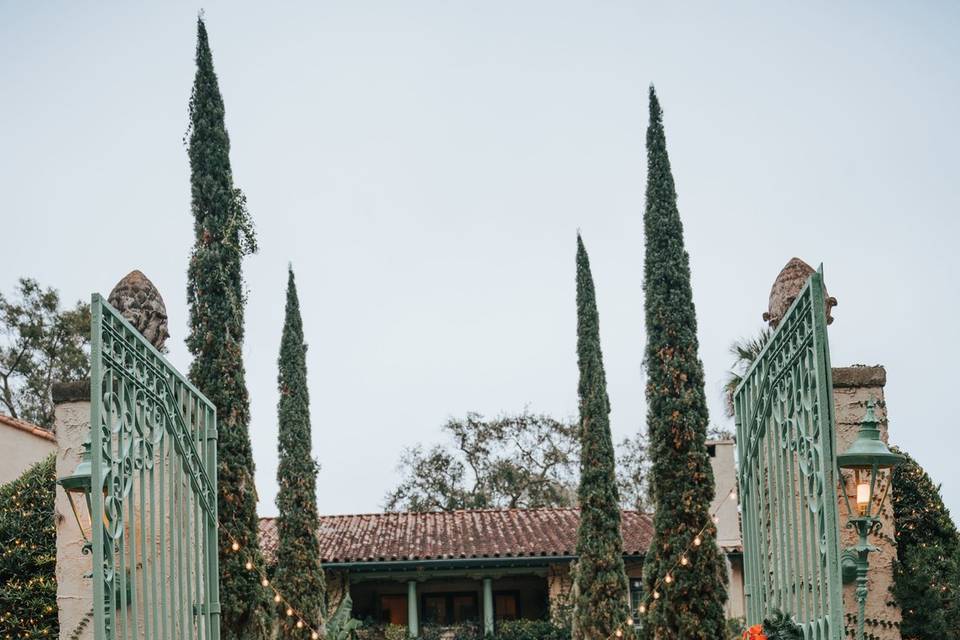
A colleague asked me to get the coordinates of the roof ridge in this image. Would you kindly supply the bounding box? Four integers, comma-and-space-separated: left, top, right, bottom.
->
264, 507, 651, 521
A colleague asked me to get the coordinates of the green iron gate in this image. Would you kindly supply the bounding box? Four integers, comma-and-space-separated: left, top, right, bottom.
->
89, 294, 221, 640
734, 271, 844, 639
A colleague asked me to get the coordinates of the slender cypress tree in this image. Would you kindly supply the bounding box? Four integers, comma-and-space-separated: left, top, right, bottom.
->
274, 268, 326, 636
573, 234, 633, 640
186, 16, 269, 640
890, 447, 960, 639
641, 86, 727, 638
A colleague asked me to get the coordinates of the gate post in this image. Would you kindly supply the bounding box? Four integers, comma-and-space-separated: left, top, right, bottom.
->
52, 381, 94, 640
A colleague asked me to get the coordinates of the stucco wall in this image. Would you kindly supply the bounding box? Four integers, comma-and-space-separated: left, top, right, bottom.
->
54, 399, 94, 640
708, 440, 746, 620
0, 419, 56, 486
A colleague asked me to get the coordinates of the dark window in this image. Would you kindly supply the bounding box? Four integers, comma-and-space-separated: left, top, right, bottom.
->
421, 592, 478, 624
629, 579, 643, 613
707, 444, 717, 457
494, 592, 520, 621
379, 595, 408, 625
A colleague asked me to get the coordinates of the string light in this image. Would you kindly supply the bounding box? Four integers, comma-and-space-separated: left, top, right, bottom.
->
231, 541, 240, 551
245, 561, 253, 570
603, 481, 740, 639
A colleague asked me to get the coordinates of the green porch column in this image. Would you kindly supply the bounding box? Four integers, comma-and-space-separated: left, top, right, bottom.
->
483, 577, 494, 635
407, 580, 419, 638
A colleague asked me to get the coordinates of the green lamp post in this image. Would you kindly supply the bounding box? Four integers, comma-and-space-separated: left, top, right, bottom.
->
836, 399, 904, 640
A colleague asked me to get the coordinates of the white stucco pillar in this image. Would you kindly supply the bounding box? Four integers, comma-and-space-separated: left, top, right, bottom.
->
53, 381, 93, 640
407, 580, 419, 638
482, 577, 494, 635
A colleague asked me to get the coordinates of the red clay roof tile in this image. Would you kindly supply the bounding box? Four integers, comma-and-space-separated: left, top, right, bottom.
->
0, 413, 55, 442
259, 508, 653, 565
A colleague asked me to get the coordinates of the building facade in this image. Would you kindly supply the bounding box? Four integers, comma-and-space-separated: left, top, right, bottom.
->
260, 509, 653, 638
0, 413, 56, 486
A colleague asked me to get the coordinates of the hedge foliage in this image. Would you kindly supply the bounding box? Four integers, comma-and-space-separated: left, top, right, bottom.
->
0, 455, 58, 638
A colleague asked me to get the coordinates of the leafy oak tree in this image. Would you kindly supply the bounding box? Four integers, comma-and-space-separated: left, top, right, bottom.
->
641, 86, 727, 639
185, 16, 268, 640
385, 413, 651, 513
0, 278, 89, 427
572, 234, 632, 640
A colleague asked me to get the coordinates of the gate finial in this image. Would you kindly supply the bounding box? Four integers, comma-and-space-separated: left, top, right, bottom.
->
108, 270, 170, 351
763, 257, 838, 328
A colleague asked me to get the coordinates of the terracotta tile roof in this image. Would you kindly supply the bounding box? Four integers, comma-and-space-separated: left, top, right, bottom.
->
0, 413, 55, 442
258, 508, 653, 565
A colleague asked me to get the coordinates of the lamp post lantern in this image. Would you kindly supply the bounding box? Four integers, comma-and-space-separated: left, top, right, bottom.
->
836, 399, 903, 640
57, 435, 108, 553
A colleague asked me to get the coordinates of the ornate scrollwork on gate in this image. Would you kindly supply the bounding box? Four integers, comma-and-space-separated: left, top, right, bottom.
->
734, 271, 844, 640
89, 295, 221, 640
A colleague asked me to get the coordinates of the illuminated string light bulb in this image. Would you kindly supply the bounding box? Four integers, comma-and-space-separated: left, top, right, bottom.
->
664, 573, 673, 584
231, 541, 240, 551
680, 555, 688, 566
615, 629, 622, 637
693, 536, 702, 546
639, 604, 646, 614
312, 633, 319, 640
296, 620, 304, 629
712, 515, 720, 524
261, 578, 269, 587
626, 617, 634, 626
286, 607, 294, 617
730, 489, 737, 500
245, 561, 253, 570
653, 590, 660, 600
274, 594, 282, 603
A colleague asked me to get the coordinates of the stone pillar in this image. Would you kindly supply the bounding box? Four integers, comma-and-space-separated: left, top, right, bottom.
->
832, 366, 902, 640
482, 577, 494, 635
53, 381, 94, 640
407, 580, 419, 638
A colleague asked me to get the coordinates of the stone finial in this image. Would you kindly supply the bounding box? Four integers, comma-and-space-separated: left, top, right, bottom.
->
108, 270, 170, 351
762, 258, 838, 328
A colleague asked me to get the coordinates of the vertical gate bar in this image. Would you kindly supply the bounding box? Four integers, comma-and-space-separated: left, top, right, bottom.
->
761, 419, 775, 608
160, 419, 169, 640
206, 405, 221, 640
149, 402, 160, 640
767, 412, 778, 609
140, 393, 151, 640
186, 394, 194, 640
170, 427, 179, 639
786, 416, 806, 625
90, 297, 108, 640
193, 399, 204, 638
771, 403, 788, 613
776, 401, 793, 617
117, 372, 129, 640
811, 270, 843, 638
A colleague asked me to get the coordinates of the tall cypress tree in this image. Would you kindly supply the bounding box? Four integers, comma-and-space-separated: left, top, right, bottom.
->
890, 447, 960, 639
641, 86, 727, 638
186, 16, 269, 640
573, 234, 632, 640
274, 268, 326, 637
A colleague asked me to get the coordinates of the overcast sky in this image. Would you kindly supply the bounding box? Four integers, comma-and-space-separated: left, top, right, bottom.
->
2, 1, 958, 519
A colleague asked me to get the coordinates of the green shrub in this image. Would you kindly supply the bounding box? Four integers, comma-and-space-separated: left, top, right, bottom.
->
491, 619, 571, 640
0, 455, 58, 638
